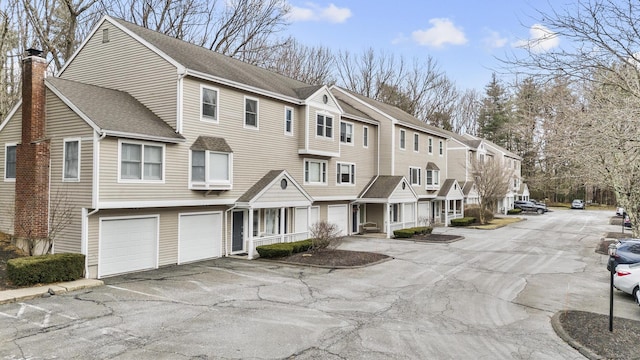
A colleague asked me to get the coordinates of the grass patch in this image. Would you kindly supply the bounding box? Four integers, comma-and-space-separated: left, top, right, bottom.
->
471, 217, 523, 230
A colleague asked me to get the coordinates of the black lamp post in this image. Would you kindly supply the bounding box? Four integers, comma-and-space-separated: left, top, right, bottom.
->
608, 243, 617, 332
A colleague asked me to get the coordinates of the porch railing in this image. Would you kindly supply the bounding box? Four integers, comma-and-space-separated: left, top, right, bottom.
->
249, 231, 309, 258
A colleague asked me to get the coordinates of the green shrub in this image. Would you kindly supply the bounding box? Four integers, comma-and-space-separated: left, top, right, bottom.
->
507, 208, 523, 215
256, 239, 314, 258
393, 229, 415, 238
409, 226, 432, 235
450, 217, 476, 227
7, 253, 85, 286
464, 205, 494, 223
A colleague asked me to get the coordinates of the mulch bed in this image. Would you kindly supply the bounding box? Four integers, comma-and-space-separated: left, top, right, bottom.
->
557, 310, 640, 359
270, 249, 390, 267
396, 233, 463, 243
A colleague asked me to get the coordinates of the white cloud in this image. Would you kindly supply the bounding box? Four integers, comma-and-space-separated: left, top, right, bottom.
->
482, 30, 508, 50
411, 18, 467, 48
512, 24, 559, 53
391, 33, 409, 45
289, 3, 352, 23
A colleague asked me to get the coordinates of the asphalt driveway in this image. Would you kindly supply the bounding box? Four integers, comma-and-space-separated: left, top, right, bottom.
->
0, 209, 635, 359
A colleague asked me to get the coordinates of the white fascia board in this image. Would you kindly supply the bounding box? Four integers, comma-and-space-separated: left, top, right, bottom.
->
297, 149, 340, 157
98, 198, 236, 209
341, 112, 379, 126
186, 70, 303, 105
102, 130, 184, 144
0, 99, 21, 133
312, 195, 358, 202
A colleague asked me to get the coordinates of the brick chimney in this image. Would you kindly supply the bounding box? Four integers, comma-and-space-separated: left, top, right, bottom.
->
14, 48, 50, 243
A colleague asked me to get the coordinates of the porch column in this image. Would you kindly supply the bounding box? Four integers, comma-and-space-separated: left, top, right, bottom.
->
248, 209, 255, 259
307, 205, 312, 239
385, 203, 391, 238
280, 207, 286, 243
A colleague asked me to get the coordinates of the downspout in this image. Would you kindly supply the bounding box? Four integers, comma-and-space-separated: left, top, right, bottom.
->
224, 205, 238, 257
176, 70, 187, 134
83, 131, 106, 278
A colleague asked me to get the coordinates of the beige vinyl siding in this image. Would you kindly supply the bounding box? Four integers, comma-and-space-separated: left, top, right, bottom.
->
46, 91, 95, 253
0, 107, 21, 234
306, 105, 340, 155
447, 147, 469, 183
60, 21, 178, 129
309, 89, 338, 109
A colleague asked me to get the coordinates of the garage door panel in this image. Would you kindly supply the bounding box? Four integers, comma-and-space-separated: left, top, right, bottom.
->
179, 213, 222, 264
100, 217, 157, 278
328, 205, 348, 236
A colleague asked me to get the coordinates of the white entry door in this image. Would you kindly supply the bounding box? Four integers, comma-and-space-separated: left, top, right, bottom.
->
99, 216, 158, 278
179, 212, 222, 264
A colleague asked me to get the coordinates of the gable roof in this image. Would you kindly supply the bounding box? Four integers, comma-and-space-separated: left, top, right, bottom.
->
331, 86, 449, 139
462, 133, 521, 160
46, 77, 184, 143
105, 17, 316, 103
236, 170, 313, 205
359, 175, 404, 199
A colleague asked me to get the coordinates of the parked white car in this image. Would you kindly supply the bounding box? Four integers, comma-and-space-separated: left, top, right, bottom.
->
613, 263, 640, 305
617, 207, 625, 216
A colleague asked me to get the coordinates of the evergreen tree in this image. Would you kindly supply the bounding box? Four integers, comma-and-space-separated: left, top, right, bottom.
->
477, 73, 511, 147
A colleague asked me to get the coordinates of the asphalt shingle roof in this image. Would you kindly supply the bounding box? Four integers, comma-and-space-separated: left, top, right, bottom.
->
237, 170, 284, 203
190, 136, 233, 152
437, 178, 457, 197
359, 176, 404, 199
46, 77, 183, 142
112, 17, 315, 101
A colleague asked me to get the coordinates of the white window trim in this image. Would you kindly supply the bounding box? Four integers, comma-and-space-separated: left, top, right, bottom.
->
200, 85, 219, 123
413, 133, 419, 152
117, 139, 166, 184
399, 129, 406, 150
428, 137, 433, 155
315, 111, 334, 140
189, 150, 233, 190
340, 121, 354, 146
363, 126, 369, 148
304, 158, 328, 185
284, 106, 294, 136
426, 169, 440, 190
336, 161, 356, 186
409, 166, 421, 186
62, 138, 81, 182
4, 143, 16, 182
244, 96, 259, 130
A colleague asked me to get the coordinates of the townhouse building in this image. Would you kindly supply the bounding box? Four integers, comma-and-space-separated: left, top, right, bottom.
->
0, 16, 508, 279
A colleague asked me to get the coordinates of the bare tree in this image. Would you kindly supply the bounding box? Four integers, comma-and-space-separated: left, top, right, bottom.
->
261, 37, 335, 85
470, 157, 513, 224
451, 88, 481, 135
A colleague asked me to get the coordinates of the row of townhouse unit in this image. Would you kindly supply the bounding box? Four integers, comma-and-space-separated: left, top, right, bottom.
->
0, 16, 527, 279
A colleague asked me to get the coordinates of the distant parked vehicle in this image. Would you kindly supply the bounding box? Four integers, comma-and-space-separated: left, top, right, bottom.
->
607, 239, 640, 272
530, 199, 548, 212
571, 199, 585, 209
514, 200, 546, 215
613, 263, 640, 304
617, 207, 625, 216
624, 213, 632, 228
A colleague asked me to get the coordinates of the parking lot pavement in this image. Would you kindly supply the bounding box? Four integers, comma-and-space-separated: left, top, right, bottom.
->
0, 209, 635, 359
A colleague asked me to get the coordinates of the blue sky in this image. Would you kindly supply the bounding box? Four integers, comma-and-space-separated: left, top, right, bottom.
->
284, 1, 561, 92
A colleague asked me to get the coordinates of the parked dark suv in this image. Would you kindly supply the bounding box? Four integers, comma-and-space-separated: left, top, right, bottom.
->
514, 200, 546, 214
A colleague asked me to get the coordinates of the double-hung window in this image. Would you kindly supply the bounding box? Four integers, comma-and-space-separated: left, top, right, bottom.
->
120, 142, 163, 181
439, 140, 444, 155
428, 137, 433, 154
191, 151, 232, 188
201, 86, 218, 122
409, 167, 421, 186
4, 144, 16, 181
304, 159, 327, 185
426, 170, 440, 187
363, 126, 369, 148
316, 114, 333, 138
340, 122, 353, 144
413, 133, 419, 152
399, 129, 406, 149
284, 107, 293, 135
63, 139, 80, 181
245, 97, 258, 128
336, 162, 355, 185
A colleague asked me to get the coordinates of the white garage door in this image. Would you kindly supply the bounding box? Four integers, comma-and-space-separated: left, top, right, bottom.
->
327, 205, 348, 236
100, 216, 158, 278
179, 212, 222, 264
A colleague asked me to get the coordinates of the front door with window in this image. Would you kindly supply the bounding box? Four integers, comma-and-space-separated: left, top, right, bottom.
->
232, 211, 244, 252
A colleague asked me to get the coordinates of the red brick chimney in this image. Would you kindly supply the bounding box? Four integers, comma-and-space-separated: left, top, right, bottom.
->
14, 48, 50, 242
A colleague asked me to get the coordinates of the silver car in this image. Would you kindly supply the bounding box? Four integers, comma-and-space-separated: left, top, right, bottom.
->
571, 199, 585, 209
